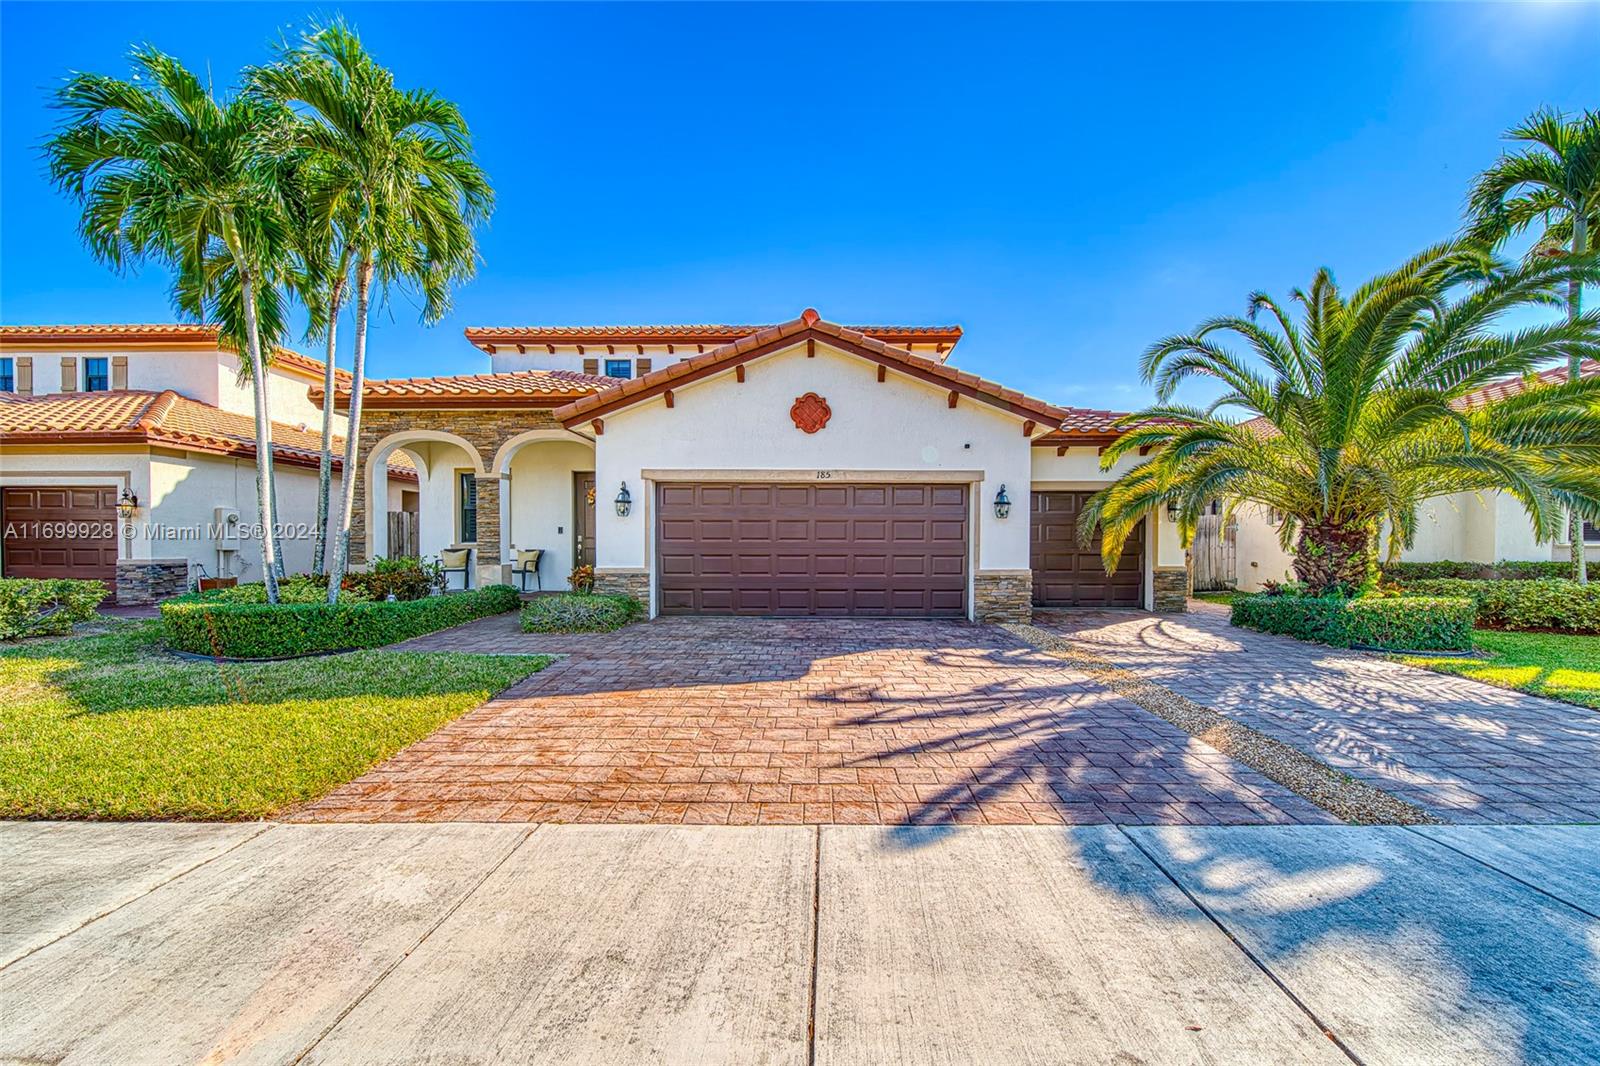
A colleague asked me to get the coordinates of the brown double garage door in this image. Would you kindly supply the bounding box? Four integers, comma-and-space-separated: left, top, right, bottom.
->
657, 482, 968, 616
1, 486, 120, 598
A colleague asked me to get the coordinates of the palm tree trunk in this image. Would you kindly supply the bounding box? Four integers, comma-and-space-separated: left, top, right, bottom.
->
1570, 207, 1589, 584
312, 281, 343, 577
1292, 516, 1374, 595
327, 258, 372, 605
239, 270, 281, 605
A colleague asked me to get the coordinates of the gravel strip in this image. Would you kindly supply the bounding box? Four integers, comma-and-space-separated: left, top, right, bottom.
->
1004, 622, 1443, 826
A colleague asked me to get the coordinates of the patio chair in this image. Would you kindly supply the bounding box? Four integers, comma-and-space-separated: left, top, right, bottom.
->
511, 548, 544, 592
439, 547, 472, 592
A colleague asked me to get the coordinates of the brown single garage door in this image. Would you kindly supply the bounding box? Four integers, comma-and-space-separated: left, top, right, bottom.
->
657, 482, 968, 616
1031, 490, 1144, 608
1, 486, 120, 598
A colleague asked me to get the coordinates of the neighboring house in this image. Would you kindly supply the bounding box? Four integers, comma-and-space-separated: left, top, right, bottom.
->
0, 325, 415, 603
314, 309, 1191, 620
1231, 359, 1600, 591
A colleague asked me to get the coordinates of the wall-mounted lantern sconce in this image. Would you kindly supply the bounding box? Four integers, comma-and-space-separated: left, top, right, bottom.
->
116, 489, 139, 519
1165, 500, 1180, 520
994, 485, 1011, 520
614, 482, 632, 518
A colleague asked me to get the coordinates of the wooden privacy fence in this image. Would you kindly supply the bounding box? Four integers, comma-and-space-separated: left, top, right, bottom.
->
1190, 513, 1237, 591
387, 511, 419, 559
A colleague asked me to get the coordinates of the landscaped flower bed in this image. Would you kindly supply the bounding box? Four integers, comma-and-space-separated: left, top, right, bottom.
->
0, 578, 110, 640
520, 593, 643, 633
1230, 593, 1476, 651
161, 584, 521, 658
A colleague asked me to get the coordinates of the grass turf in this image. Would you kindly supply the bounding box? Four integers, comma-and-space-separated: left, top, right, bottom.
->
1397, 630, 1600, 712
1193, 590, 1242, 606
0, 620, 549, 819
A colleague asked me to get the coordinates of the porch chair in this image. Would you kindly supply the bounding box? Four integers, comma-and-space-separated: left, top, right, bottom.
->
511, 548, 544, 592
439, 547, 473, 592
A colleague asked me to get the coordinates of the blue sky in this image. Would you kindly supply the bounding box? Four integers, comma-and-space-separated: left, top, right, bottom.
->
1, 2, 1596, 410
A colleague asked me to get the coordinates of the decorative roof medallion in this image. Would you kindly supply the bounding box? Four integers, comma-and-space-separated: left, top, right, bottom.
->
790, 392, 832, 434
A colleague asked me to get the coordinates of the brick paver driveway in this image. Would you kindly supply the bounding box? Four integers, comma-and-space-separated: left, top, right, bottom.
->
1040, 603, 1600, 824
294, 615, 1332, 826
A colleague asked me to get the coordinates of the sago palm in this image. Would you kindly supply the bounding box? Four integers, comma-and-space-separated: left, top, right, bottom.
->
251, 20, 493, 602
46, 46, 293, 602
1468, 106, 1600, 581
1081, 241, 1600, 595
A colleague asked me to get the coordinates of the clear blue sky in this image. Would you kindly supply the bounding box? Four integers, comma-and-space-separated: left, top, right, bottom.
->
2, 2, 1596, 410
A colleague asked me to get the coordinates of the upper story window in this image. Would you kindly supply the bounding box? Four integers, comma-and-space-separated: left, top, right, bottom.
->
604, 358, 631, 379
83, 356, 109, 392
0, 358, 13, 392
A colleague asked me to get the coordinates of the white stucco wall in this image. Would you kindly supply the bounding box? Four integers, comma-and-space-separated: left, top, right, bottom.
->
366, 439, 477, 562
507, 440, 595, 586
491, 344, 686, 379
1234, 504, 1295, 591
589, 340, 1037, 586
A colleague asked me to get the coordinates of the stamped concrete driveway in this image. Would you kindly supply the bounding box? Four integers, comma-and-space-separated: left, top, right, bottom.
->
1042, 603, 1600, 824
4, 821, 1598, 1065
295, 616, 1331, 826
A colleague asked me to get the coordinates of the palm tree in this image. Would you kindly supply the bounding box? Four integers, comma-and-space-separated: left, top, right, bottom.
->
1081, 241, 1600, 595
251, 21, 492, 603
1468, 107, 1600, 582
46, 46, 293, 602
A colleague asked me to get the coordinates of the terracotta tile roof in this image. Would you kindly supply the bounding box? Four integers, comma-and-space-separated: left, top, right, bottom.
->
0, 389, 415, 480
465, 322, 964, 360
0, 324, 351, 384
553, 309, 1064, 428
314, 368, 622, 409
1454, 359, 1599, 408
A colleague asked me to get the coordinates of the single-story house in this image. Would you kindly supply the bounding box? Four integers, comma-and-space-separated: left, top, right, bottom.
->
1229, 359, 1600, 591
0, 325, 415, 603
315, 309, 1191, 621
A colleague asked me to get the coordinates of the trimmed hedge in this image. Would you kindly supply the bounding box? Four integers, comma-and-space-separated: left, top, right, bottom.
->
1399, 578, 1600, 634
0, 578, 110, 640
1231, 594, 1476, 651
521, 593, 643, 633
1381, 559, 1599, 582
161, 584, 521, 658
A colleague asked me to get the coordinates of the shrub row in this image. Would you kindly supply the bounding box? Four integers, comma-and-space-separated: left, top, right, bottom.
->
161, 584, 521, 658
0, 578, 109, 640
520, 593, 643, 633
1381, 559, 1599, 582
1230, 594, 1476, 651
1399, 578, 1600, 634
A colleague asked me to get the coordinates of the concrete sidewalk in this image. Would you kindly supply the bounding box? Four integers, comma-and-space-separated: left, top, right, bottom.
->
2, 822, 1596, 1065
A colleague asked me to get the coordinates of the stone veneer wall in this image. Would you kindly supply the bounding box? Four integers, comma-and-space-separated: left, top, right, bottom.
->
1153, 566, 1190, 613
593, 568, 649, 606
974, 569, 1033, 624
115, 558, 190, 606
349, 407, 563, 566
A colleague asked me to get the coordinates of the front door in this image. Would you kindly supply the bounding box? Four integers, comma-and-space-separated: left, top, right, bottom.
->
573, 473, 597, 569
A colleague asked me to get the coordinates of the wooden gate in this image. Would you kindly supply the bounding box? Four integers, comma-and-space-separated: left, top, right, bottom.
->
387, 511, 419, 559
1190, 513, 1237, 591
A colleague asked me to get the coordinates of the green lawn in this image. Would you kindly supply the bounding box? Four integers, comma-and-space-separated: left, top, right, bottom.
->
0, 620, 549, 819
1193, 590, 1241, 606
1398, 630, 1600, 712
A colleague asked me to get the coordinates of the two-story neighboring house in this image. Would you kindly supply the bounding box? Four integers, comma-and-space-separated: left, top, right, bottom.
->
0, 325, 415, 603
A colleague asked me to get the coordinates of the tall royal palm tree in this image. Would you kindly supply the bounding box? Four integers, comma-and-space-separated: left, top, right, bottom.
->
1468, 107, 1600, 581
46, 46, 293, 602
1081, 241, 1600, 595
251, 21, 492, 602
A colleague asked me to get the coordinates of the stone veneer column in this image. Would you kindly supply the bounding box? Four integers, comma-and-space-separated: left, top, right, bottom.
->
974, 569, 1033, 623
115, 559, 190, 605
348, 463, 368, 566
594, 569, 649, 606
473, 474, 505, 587
1152, 566, 1190, 612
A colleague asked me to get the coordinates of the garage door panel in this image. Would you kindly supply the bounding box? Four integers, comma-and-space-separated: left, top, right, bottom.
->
1030, 490, 1144, 608
657, 481, 967, 617
2, 485, 120, 600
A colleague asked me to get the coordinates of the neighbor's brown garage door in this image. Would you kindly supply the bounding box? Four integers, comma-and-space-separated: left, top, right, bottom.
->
1031, 490, 1144, 608
1, 486, 120, 598
657, 482, 968, 616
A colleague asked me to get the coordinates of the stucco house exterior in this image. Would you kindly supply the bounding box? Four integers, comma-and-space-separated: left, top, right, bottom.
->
0, 325, 415, 602
1230, 360, 1600, 591
318, 309, 1190, 621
